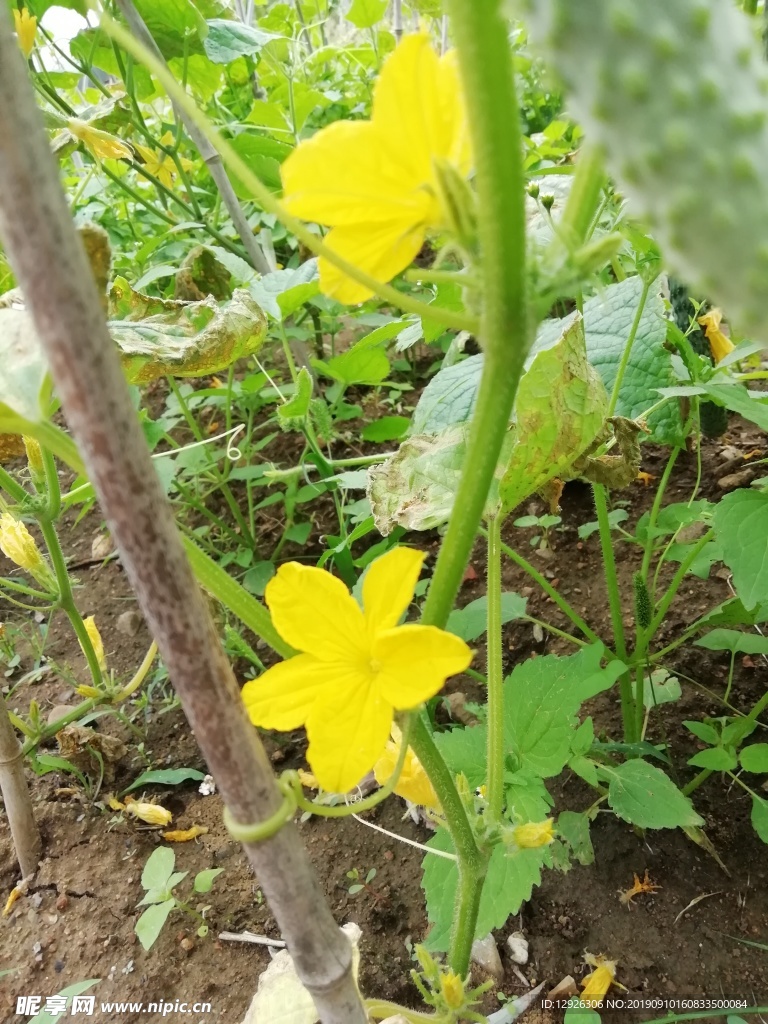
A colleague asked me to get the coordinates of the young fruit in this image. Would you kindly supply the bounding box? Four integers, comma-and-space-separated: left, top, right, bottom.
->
523, 0, 768, 340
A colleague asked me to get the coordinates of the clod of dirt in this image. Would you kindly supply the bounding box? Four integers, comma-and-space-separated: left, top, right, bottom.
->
717, 468, 758, 490
91, 532, 114, 560
116, 609, 143, 636
471, 934, 503, 981
507, 931, 529, 965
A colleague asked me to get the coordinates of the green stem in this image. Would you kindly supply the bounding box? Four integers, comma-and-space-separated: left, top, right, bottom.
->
639, 447, 680, 583
0, 463, 30, 503
593, 483, 634, 741
647, 530, 714, 637
682, 767, 711, 797
495, 533, 604, 647
486, 515, 504, 821
607, 279, 651, 417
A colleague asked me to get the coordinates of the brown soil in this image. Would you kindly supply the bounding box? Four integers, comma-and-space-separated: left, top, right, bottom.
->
2, 414, 768, 1024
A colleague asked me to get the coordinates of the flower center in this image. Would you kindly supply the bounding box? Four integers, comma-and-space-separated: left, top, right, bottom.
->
369, 658, 382, 675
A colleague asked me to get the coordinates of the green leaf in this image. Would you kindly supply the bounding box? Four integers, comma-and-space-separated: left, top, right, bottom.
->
346, 0, 388, 27
564, 1009, 602, 1024
228, 134, 291, 197
122, 768, 205, 795
421, 829, 545, 951
133, 0, 208, 59
204, 19, 280, 63
434, 724, 486, 788
504, 645, 624, 777
135, 900, 177, 951
243, 560, 276, 596
108, 278, 267, 383
249, 262, 320, 321
571, 717, 594, 756
635, 500, 712, 543
713, 490, 768, 610
361, 415, 410, 442
643, 669, 682, 708
603, 760, 703, 829
695, 629, 768, 655
0, 307, 49, 423
505, 770, 554, 821
194, 868, 224, 893
695, 597, 768, 629
141, 847, 176, 892
410, 354, 483, 434
687, 747, 737, 771
556, 810, 594, 866
315, 342, 390, 386
29, 981, 101, 1024
702, 384, 768, 433
580, 277, 683, 444
278, 367, 313, 426
499, 312, 608, 514
740, 744, 768, 773
684, 720, 720, 746
751, 794, 768, 843
446, 592, 528, 642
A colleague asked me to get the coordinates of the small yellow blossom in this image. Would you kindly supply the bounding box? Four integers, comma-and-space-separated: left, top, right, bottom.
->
75, 684, 102, 698
107, 794, 124, 811
581, 953, 620, 1006
513, 818, 556, 849
242, 547, 471, 793
67, 119, 133, 163
135, 132, 194, 190
124, 799, 173, 827
3, 883, 26, 917
281, 33, 472, 303
83, 615, 107, 672
162, 825, 209, 842
440, 970, 465, 1009
0, 512, 55, 590
297, 769, 319, 789
698, 308, 735, 364
373, 723, 441, 811
23, 437, 43, 476
13, 8, 37, 59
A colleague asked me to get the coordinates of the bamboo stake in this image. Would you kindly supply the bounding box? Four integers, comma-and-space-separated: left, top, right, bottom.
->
113, 0, 273, 276
0, 691, 41, 878
0, 18, 364, 1023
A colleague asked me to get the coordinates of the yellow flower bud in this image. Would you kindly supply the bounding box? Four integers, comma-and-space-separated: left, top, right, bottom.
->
0, 513, 55, 590
440, 971, 465, 1009
13, 8, 37, 59
75, 685, 102, 699
83, 615, 107, 672
512, 818, 555, 849
698, 308, 735, 364
125, 800, 173, 827
23, 437, 43, 477
67, 119, 133, 162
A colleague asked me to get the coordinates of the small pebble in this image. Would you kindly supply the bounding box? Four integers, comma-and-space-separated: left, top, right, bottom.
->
116, 610, 143, 636
181, 937, 195, 952
56, 894, 69, 911
507, 931, 529, 965
471, 934, 503, 981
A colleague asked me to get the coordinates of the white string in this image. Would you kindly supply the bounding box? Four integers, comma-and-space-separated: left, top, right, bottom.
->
255, 358, 287, 402
351, 813, 458, 860
151, 422, 245, 463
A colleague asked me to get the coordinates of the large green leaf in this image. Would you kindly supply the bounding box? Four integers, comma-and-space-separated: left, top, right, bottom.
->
204, 19, 280, 63
132, 0, 208, 58
410, 354, 483, 434
504, 645, 624, 778
499, 312, 608, 513
228, 134, 291, 197
445, 591, 528, 642
702, 383, 768, 433
0, 306, 49, 423
581, 277, 683, 444
108, 277, 267, 383
346, 0, 388, 27
713, 490, 768, 610
248, 261, 319, 321
751, 794, 768, 844
421, 828, 546, 951
601, 760, 702, 829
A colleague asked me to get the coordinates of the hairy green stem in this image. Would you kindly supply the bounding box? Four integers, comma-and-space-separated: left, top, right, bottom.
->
593, 483, 634, 740
639, 447, 680, 584
486, 516, 504, 821
647, 530, 714, 638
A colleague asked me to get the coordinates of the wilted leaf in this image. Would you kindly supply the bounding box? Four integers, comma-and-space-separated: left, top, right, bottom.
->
0, 306, 49, 423
108, 277, 267, 383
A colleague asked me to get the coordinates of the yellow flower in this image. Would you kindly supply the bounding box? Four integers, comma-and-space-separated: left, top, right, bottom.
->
440, 970, 465, 1009
373, 723, 441, 811
23, 436, 43, 476
13, 8, 37, 59
281, 33, 472, 303
698, 308, 734, 364
124, 798, 173, 827
513, 818, 556, 849
242, 547, 471, 793
83, 615, 107, 672
581, 953, 619, 1006
67, 119, 133, 162
135, 132, 194, 190
0, 513, 55, 590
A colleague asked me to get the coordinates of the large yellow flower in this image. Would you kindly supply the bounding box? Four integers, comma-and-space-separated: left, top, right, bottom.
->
281, 33, 472, 304
242, 547, 471, 793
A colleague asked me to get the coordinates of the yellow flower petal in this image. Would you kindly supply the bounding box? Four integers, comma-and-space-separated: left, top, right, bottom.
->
580, 958, 618, 1005
283, 120, 429, 227
362, 547, 425, 635
306, 677, 392, 793
372, 35, 439, 176
439, 970, 465, 1010
13, 9, 37, 59
264, 562, 367, 660
373, 624, 472, 708
83, 615, 107, 672
438, 51, 473, 178
698, 307, 735, 363
513, 818, 556, 849
162, 825, 208, 842
125, 800, 172, 826
318, 217, 428, 304
242, 654, 351, 731
68, 119, 132, 162
373, 733, 441, 810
